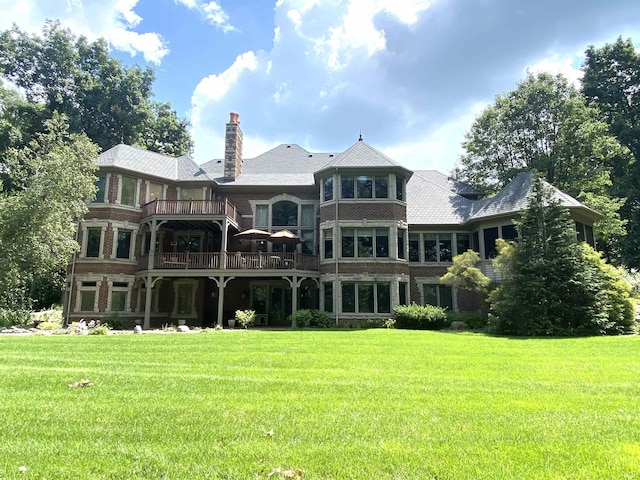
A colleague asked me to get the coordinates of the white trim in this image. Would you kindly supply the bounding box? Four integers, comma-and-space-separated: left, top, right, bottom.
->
74, 274, 103, 312
106, 276, 135, 313
116, 174, 140, 207
80, 219, 108, 259
111, 220, 140, 261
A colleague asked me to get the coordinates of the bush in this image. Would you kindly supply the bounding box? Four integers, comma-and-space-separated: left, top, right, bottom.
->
104, 313, 126, 330
293, 309, 334, 328
88, 324, 111, 335
235, 309, 255, 329
0, 308, 32, 327
447, 311, 488, 330
393, 303, 448, 330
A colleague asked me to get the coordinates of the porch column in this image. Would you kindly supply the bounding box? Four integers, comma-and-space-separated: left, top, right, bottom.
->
211, 276, 234, 327
143, 275, 152, 329
148, 218, 157, 270
220, 218, 229, 269
291, 274, 299, 327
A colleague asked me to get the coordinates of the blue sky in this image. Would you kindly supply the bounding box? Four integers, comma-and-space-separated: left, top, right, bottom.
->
1, 0, 640, 173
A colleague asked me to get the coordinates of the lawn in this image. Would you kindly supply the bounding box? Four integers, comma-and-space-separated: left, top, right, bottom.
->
0, 329, 639, 479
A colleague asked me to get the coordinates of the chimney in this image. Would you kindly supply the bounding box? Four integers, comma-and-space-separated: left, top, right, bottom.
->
224, 112, 243, 180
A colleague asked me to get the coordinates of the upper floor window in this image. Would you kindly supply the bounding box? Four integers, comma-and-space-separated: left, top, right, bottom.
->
273, 201, 298, 226
116, 230, 133, 259
180, 187, 203, 200
323, 228, 333, 259
396, 176, 405, 201
94, 176, 107, 203
409, 232, 470, 263
121, 176, 137, 206
323, 177, 333, 201
148, 182, 163, 202
341, 228, 389, 258
341, 175, 389, 199
424, 233, 452, 262
85, 228, 102, 258
255, 205, 268, 227
397, 229, 406, 259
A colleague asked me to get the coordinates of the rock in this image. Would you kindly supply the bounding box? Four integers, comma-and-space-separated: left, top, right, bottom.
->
450, 321, 468, 331
177, 325, 190, 333
133, 325, 143, 334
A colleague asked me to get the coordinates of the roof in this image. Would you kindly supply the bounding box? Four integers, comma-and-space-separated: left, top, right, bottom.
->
414, 170, 484, 198
315, 140, 413, 177
468, 172, 599, 221
407, 171, 476, 225
97, 144, 210, 182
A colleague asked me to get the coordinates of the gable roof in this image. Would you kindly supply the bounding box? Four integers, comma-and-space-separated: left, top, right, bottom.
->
468, 172, 600, 221
315, 140, 413, 177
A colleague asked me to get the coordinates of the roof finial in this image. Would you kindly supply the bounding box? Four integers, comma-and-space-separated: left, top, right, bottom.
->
358, 130, 363, 142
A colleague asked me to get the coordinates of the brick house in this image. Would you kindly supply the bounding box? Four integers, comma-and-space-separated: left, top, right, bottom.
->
65, 113, 600, 328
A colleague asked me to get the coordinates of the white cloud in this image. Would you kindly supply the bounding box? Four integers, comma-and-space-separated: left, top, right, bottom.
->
527, 53, 584, 87
174, 0, 236, 33
0, 0, 168, 64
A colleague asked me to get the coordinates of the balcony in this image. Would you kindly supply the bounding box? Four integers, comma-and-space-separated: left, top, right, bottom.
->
142, 199, 240, 223
138, 252, 319, 272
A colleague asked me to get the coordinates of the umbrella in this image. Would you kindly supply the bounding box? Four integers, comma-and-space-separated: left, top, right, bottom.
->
234, 228, 272, 241
270, 229, 303, 244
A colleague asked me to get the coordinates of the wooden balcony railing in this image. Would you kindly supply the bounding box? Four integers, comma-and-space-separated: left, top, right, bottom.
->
137, 252, 319, 271
142, 199, 240, 223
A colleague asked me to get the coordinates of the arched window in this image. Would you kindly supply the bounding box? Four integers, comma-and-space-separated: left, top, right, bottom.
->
272, 201, 298, 227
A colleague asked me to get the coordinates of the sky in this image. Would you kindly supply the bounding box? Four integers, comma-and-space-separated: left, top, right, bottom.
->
1, 0, 640, 174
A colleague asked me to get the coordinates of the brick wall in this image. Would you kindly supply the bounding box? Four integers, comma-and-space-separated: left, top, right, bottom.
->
320, 202, 406, 222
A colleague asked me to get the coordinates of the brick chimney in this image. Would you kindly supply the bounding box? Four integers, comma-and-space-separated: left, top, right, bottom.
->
224, 112, 243, 180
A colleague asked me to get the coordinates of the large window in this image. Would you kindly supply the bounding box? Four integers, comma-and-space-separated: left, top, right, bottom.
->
180, 187, 203, 200
323, 229, 333, 259
456, 233, 471, 254
80, 291, 96, 312
424, 284, 453, 310
396, 176, 404, 201
255, 205, 268, 227
341, 228, 389, 258
341, 175, 389, 199
409, 234, 420, 262
116, 230, 132, 259
177, 283, 194, 315
483, 227, 499, 259
397, 229, 405, 259
85, 228, 101, 258
324, 282, 333, 313
341, 282, 391, 314
148, 182, 163, 202
424, 234, 452, 262
272, 201, 298, 226
94, 176, 107, 203
121, 176, 137, 206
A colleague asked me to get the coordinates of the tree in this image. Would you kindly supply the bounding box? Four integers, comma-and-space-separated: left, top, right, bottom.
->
456, 71, 627, 262
440, 250, 491, 295
0, 114, 98, 311
582, 37, 640, 268
490, 176, 636, 336
0, 21, 193, 155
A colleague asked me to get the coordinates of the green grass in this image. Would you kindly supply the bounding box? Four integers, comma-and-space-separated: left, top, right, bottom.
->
0, 330, 639, 479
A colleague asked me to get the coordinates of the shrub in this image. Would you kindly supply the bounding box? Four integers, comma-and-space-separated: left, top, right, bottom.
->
293, 309, 334, 328
235, 309, 255, 329
104, 313, 126, 330
0, 308, 32, 327
447, 311, 488, 330
88, 324, 111, 335
393, 303, 448, 330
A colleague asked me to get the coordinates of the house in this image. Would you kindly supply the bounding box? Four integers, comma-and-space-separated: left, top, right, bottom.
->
64, 113, 600, 328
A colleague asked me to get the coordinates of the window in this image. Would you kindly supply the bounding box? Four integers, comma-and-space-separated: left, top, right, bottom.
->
255, 205, 268, 227
396, 176, 404, 201
341, 176, 355, 198
80, 291, 96, 311
301, 205, 315, 227
585, 225, 595, 247
397, 229, 405, 259
456, 233, 471, 255
85, 228, 101, 258
176, 235, 201, 253
324, 282, 334, 313
323, 177, 333, 201
409, 234, 420, 262
323, 229, 333, 259
439, 234, 452, 262
424, 284, 453, 310
483, 227, 499, 259
272, 201, 298, 226
375, 176, 388, 199
357, 176, 373, 198
180, 187, 203, 200
94, 176, 106, 203
399, 282, 408, 306
148, 182, 163, 202
111, 291, 127, 312
342, 228, 390, 258
116, 230, 132, 259
121, 176, 137, 206
301, 230, 314, 255
473, 231, 480, 254
341, 282, 392, 314
502, 224, 518, 241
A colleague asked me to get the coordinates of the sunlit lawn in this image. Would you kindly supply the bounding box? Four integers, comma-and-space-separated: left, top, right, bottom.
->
0, 329, 639, 479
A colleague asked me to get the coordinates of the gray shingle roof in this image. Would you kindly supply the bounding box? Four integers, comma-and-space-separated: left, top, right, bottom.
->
468, 172, 597, 221
318, 140, 407, 170
415, 170, 484, 197
407, 171, 475, 225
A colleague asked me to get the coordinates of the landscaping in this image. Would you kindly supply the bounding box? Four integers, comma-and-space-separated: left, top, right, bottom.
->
0, 330, 639, 479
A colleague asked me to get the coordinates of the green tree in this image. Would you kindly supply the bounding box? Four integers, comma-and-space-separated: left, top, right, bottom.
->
0, 21, 193, 155
582, 37, 640, 267
456, 71, 627, 262
490, 176, 636, 336
0, 114, 98, 311
440, 249, 491, 295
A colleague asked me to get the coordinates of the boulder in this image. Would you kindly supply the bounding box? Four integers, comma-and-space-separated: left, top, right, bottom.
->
177, 325, 190, 333
450, 321, 468, 331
